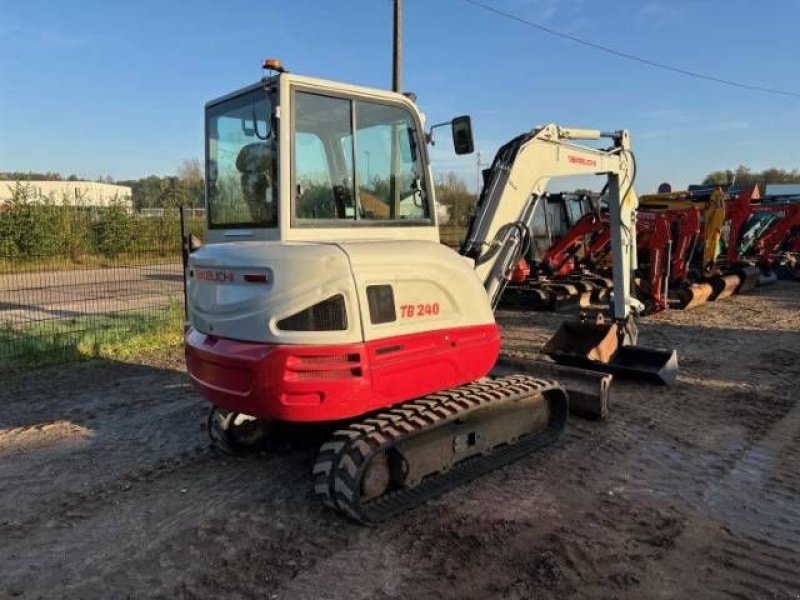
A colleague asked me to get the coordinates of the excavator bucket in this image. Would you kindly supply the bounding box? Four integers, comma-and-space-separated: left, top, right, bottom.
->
498, 284, 551, 310
671, 282, 714, 310
707, 273, 741, 301
543, 320, 678, 385
733, 265, 760, 293
758, 270, 778, 286
542, 319, 620, 364
543, 283, 592, 312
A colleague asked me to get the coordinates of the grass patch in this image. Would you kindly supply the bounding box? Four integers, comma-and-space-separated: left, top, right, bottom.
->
0, 251, 181, 275
0, 304, 184, 370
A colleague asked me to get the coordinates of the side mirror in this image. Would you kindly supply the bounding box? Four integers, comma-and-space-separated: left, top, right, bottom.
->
452, 115, 474, 155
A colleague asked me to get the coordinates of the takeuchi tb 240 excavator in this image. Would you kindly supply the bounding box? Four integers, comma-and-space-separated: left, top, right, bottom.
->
184, 60, 676, 522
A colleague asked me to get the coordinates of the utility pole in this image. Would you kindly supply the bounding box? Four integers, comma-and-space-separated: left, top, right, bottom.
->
392, 0, 402, 92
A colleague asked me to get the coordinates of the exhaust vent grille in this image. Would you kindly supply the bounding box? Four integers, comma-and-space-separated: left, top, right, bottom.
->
277, 294, 348, 331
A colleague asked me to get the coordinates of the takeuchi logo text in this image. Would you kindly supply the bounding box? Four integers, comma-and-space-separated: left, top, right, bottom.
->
195, 270, 235, 283
568, 155, 598, 167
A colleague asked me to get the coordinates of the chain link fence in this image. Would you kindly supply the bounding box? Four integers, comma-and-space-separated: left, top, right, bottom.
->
0, 204, 203, 367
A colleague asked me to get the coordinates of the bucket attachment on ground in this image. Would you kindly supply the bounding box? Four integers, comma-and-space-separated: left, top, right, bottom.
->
543, 283, 592, 312
542, 317, 679, 386
498, 284, 551, 310
757, 270, 777, 286
732, 265, 761, 293
542, 318, 619, 363
494, 354, 612, 420
671, 282, 713, 310
708, 273, 741, 301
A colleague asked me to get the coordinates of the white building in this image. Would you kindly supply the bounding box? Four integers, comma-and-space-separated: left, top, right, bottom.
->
765, 184, 800, 197
0, 180, 133, 208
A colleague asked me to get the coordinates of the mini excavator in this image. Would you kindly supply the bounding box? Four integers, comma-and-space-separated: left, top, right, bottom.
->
639, 186, 761, 307
184, 60, 677, 522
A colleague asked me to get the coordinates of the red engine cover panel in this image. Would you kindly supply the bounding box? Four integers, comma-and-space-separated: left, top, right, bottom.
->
185, 324, 501, 422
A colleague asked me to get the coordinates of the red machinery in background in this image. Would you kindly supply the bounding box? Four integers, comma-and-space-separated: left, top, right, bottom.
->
503, 204, 702, 314
723, 185, 763, 265
749, 203, 800, 267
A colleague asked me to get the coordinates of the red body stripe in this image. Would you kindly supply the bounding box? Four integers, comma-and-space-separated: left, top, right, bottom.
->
184, 324, 501, 422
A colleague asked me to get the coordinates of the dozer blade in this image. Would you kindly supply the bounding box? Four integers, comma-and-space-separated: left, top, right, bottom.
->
313, 375, 568, 523
758, 271, 777, 286
494, 354, 612, 420
708, 273, 741, 301
542, 283, 591, 312
542, 320, 678, 386
671, 282, 713, 310
498, 284, 551, 310
732, 265, 761, 293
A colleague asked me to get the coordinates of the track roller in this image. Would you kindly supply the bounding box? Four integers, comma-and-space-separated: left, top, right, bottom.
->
313, 375, 568, 523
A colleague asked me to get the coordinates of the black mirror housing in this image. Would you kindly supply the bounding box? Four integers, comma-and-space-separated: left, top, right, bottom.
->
452, 115, 474, 155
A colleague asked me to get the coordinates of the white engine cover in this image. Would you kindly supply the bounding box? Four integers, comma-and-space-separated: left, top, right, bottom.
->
187, 240, 495, 345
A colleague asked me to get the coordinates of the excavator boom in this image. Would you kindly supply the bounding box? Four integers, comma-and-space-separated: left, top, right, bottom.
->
460, 125, 676, 383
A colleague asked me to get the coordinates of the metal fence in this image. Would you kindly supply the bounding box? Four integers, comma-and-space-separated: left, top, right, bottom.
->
0, 208, 202, 367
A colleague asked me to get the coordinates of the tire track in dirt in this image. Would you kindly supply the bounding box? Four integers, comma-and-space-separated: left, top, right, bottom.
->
0, 386, 208, 528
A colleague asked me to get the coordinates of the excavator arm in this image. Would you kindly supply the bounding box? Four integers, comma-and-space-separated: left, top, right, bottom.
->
667, 207, 701, 281
750, 204, 800, 266
640, 188, 725, 274
461, 124, 639, 322
724, 186, 761, 265
540, 211, 608, 275
459, 124, 676, 384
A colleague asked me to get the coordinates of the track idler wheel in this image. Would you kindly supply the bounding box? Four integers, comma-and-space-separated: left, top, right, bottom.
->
207, 407, 270, 455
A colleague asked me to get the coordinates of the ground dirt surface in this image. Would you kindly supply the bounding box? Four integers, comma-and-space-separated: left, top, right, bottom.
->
1, 282, 799, 599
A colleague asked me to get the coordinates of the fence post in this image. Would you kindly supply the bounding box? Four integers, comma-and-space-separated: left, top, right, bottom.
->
179, 206, 189, 321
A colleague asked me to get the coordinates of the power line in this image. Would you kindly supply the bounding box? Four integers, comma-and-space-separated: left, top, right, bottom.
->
460, 0, 800, 99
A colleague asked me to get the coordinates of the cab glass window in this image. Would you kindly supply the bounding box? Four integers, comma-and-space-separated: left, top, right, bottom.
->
293, 90, 429, 223
206, 89, 277, 228
294, 92, 355, 219
354, 100, 428, 221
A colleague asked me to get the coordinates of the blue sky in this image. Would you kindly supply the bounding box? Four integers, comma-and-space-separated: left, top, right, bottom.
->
1, 0, 799, 193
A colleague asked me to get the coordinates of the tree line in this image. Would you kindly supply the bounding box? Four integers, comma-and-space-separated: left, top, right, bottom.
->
702, 166, 800, 189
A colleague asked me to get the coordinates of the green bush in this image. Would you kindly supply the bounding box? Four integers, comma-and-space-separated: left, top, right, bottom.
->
1, 185, 66, 257
93, 200, 136, 256
0, 184, 198, 262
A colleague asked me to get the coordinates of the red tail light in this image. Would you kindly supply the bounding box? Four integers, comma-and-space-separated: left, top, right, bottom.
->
243, 273, 269, 283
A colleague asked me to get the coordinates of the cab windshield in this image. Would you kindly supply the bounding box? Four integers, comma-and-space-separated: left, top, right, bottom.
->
206, 88, 277, 228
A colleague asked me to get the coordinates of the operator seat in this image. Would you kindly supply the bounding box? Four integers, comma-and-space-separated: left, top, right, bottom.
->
236, 142, 276, 223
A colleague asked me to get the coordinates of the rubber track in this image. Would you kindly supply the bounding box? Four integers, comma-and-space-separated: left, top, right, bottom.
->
312, 375, 568, 523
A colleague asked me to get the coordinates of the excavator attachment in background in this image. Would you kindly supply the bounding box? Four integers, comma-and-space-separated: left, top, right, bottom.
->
490, 127, 680, 386
542, 317, 678, 386
671, 282, 714, 310
494, 354, 612, 420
